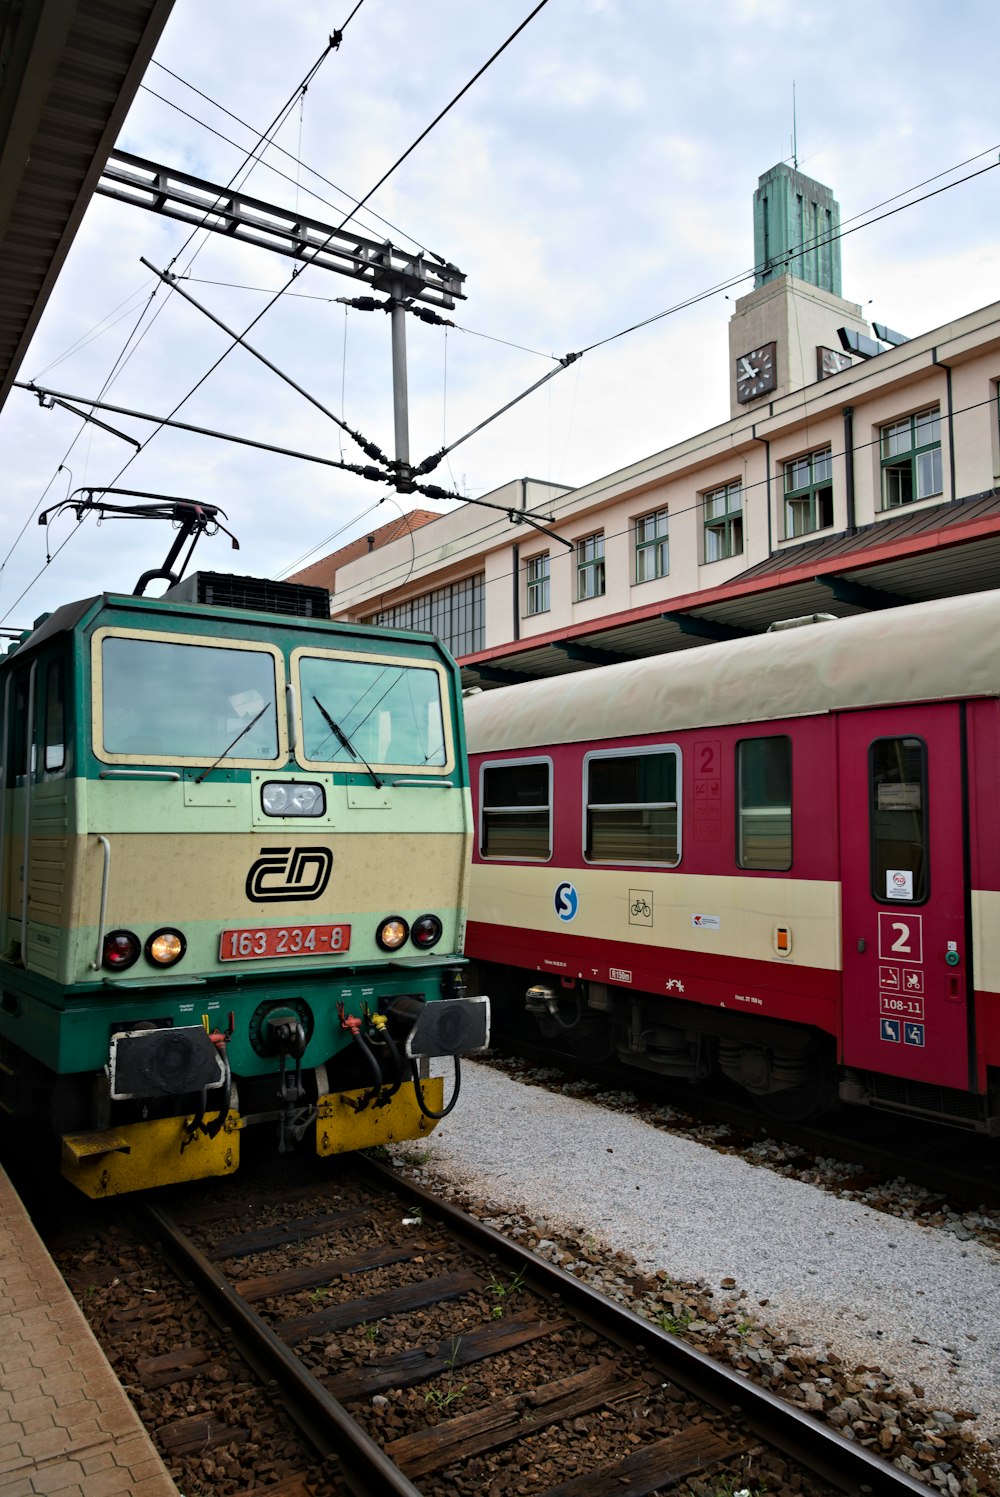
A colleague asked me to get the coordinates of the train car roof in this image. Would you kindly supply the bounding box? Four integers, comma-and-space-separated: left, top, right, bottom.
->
463, 589, 1000, 753
4, 589, 453, 663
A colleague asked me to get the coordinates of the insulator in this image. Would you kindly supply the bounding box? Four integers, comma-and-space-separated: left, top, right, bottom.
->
357, 437, 388, 462
413, 307, 453, 325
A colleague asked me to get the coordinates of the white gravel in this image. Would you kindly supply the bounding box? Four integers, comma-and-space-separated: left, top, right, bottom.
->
415, 1060, 1000, 1442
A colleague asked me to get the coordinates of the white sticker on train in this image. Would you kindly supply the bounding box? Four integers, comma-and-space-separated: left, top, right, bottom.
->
691, 913, 721, 930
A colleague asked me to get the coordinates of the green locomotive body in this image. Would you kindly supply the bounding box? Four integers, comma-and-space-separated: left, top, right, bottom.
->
0, 573, 487, 1195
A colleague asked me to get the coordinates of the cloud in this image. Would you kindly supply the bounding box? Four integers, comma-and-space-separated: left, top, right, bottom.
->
1, 0, 996, 623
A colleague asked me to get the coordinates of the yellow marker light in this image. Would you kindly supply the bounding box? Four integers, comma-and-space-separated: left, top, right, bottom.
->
145, 928, 187, 967
376, 916, 409, 952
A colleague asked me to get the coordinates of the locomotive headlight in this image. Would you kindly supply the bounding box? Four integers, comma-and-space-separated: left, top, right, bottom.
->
145, 928, 187, 967
103, 929, 141, 972
376, 916, 409, 951
261, 781, 325, 817
411, 914, 443, 949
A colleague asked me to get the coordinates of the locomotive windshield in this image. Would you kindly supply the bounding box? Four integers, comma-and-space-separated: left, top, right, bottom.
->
296, 651, 449, 771
99, 634, 280, 761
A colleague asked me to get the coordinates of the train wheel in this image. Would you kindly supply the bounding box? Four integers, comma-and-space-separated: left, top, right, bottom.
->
569, 1013, 616, 1065
755, 1059, 837, 1123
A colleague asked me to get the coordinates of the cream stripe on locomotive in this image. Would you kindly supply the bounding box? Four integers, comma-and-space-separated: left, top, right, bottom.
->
470, 863, 843, 970
13, 829, 469, 983
15, 832, 469, 922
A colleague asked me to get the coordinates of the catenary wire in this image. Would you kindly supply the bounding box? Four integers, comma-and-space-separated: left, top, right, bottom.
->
96, 1, 554, 498
8, 125, 996, 609
294, 388, 1000, 608
143, 67, 441, 260
4, 31, 346, 597
174, 279, 561, 361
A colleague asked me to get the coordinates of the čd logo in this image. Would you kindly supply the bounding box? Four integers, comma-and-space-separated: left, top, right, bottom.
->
246, 846, 333, 902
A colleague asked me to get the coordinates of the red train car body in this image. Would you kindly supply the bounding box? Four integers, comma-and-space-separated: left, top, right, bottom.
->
462, 592, 1000, 1132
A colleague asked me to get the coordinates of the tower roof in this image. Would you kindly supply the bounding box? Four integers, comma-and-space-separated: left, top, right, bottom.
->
753, 162, 841, 296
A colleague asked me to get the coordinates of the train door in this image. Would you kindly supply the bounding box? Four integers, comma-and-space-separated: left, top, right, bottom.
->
838, 704, 972, 1092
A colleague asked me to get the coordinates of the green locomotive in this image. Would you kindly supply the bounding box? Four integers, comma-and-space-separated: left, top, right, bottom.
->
0, 567, 487, 1195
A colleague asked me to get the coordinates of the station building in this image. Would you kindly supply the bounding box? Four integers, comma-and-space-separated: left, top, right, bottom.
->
293, 162, 1000, 690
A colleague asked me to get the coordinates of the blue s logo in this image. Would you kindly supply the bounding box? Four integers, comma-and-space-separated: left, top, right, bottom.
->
554, 881, 579, 922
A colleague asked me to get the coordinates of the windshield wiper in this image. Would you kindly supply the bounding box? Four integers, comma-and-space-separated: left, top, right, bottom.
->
194, 702, 272, 784
312, 695, 383, 789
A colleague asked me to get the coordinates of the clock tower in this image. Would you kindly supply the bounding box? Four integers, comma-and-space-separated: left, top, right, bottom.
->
728, 162, 871, 417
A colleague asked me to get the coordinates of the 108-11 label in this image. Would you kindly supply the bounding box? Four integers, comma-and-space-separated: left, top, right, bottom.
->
220, 924, 351, 961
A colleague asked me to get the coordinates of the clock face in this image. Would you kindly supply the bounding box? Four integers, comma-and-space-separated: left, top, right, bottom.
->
818, 346, 853, 379
735, 342, 777, 403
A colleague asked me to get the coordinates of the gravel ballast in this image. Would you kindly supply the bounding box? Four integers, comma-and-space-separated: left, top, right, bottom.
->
392, 1060, 1000, 1463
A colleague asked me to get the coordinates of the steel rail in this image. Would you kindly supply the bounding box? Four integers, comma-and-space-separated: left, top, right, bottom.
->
360, 1155, 932, 1497
135, 1201, 423, 1497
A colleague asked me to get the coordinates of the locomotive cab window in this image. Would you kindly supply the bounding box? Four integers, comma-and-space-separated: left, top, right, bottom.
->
294, 648, 453, 775
94, 630, 284, 765
737, 736, 791, 870
584, 747, 680, 865
870, 736, 927, 903
480, 759, 551, 860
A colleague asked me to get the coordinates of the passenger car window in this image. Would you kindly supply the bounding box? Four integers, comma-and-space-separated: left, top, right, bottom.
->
481, 760, 551, 859
737, 736, 791, 869
585, 748, 680, 865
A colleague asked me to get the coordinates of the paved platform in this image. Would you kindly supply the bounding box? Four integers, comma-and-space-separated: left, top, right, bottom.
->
0, 1165, 178, 1497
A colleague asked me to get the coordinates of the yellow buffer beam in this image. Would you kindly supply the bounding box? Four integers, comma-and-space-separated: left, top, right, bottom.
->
316, 1079, 444, 1155
62, 1112, 240, 1197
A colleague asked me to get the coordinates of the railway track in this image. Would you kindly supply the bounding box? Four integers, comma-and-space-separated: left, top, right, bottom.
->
58, 1156, 939, 1497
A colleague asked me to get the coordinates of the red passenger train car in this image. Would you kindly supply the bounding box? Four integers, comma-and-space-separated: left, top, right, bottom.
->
462, 591, 1000, 1132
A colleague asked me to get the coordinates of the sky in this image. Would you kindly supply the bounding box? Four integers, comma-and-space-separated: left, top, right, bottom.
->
1, 0, 998, 626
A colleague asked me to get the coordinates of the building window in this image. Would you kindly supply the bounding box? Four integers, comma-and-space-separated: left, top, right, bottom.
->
737, 736, 791, 870
584, 746, 681, 865
783, 447, 833, 538
480, 759, 551, 860
704, 481, 743, 562
635, 508, 669, 583
576, 533, 605, 600
368, 573, 484, 657
525, 554, 550, 615
880, 408, 942, 509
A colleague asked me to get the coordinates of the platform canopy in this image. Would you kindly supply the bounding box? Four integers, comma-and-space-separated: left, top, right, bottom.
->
0, 0, 174, 411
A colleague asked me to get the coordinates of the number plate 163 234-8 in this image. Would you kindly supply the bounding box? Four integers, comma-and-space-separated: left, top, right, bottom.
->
219, 924, 351, 961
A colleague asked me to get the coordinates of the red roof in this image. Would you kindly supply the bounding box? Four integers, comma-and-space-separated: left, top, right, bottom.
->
289, 509, 440, 594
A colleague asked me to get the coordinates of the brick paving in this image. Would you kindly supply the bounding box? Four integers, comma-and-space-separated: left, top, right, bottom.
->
0, 1166, 177, 1496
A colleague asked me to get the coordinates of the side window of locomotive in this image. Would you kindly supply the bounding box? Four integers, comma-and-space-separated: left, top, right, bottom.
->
99, 635, 280, 761
11, 670, 30, 781
584, 747, 680, 866
869, 736, 927, 903
44, 660, 66, 772
480, 759, 551, 860
737, 736, 791, 870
